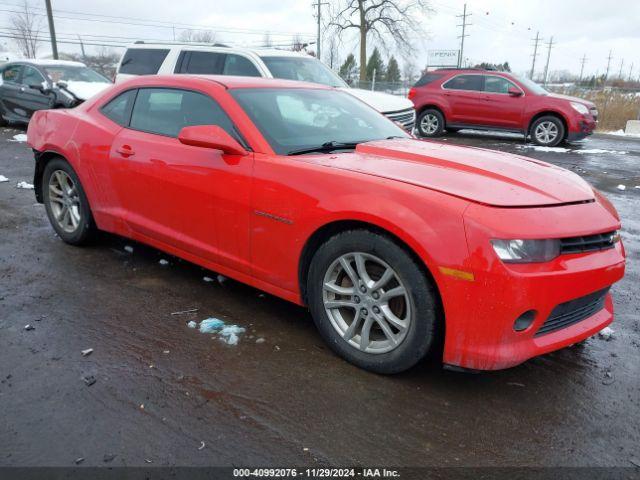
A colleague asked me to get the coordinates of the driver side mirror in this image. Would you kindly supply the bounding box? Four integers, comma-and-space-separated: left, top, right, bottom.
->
28, 81, 50, 94
178, 125, 248, 156
508, 86, 523, 97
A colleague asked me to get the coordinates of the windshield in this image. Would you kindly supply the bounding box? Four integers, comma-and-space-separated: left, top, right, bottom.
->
230, 88, 409, 155
43, 66, 110, 84
261, 56, 348, 88
512, 74, 548, 95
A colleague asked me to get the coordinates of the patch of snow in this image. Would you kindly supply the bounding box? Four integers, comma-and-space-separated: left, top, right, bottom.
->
123, 245, 133, 253
0, 175, 8, 183
617, 185, 626, 191
203, 276, 214, 282
598, 326, 614, 340
159, 259, 169, 266
517, 145, 571, 153
218, 325, 246, 345
8, 133, 27, 142
255, 337, 266, 344
16, 181, 34, 189
603, 129, 640, 138
187, 321, 197, 329
575, 149, 627, 155
217, 274, 227, 284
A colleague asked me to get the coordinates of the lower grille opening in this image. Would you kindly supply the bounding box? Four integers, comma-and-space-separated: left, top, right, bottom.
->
535, 287, 609, 337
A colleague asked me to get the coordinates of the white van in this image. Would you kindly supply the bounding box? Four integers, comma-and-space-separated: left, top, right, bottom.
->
115, 43, 415, 131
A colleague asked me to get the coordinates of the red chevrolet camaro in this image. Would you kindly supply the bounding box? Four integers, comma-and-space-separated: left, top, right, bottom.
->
27, 75, 625, 374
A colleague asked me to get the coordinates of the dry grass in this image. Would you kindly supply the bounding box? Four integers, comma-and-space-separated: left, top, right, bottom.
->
549, 87, 640, 131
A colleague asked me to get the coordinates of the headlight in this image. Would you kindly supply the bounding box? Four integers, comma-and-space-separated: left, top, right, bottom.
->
491, 239, 560, 263
570, 102, 589, 115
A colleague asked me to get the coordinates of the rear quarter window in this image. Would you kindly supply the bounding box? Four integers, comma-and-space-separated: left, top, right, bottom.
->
119, 49, 169, 75
100, 89, 137, 126
414, 73, 442, 87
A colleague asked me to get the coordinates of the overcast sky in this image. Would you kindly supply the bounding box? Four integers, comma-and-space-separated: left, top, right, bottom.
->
0, 0, 638, 79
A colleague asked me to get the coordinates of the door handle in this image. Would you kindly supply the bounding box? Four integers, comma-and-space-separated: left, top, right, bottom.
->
116, 145, 135, 157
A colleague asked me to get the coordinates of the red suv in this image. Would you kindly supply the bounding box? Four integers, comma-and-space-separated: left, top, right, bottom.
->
408, 68, 598, 147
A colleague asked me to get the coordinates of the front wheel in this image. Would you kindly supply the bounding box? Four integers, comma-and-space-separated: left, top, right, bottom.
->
43, 157, 96, 245
307, 230, 440, 374
416, 109, 445, 138
530, 116, 565, 147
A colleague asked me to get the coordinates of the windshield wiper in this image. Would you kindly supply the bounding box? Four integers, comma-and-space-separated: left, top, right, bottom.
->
287, 140, 360, 156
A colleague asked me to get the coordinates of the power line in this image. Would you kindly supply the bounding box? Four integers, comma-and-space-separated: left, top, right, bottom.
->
456, 3, 471, 68
542, 36, 554, 85
529, 31, 540, 79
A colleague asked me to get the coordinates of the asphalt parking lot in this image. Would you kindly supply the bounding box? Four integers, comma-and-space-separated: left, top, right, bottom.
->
0, 126, 639, 468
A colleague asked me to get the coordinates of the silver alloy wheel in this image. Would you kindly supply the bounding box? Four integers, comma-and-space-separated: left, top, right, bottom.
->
534, 121, 559, 144
48, 170, 81, 233
420, 113, 439, 135
322, 252, 411, 354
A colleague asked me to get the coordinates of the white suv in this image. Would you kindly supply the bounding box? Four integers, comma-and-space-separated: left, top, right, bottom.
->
115, 43, 415, 131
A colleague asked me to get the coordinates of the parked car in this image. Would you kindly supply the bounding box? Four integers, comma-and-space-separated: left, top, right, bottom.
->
27, 75, 625, 373
408, 68, 599, 146
114, 42, 415, 131
0, 60, 111, 125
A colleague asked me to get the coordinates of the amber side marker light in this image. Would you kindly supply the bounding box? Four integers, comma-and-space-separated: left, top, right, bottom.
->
438, 266, 475, 281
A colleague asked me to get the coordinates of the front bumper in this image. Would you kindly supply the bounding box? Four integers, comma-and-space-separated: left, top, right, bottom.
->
439, 200, 625, 371
567, 114, 597, 141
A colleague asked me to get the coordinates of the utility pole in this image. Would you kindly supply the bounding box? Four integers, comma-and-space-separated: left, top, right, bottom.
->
604, 50, 613, 82
618, 59, 624, 79
629, 63, 634, 82
77, 34, 86, 61
529, 31, 540, 79
456, 3, 471, 68
44, 0, 58, 59
542, 36, 554, 85
578, 54, 587, 84
312, 0, 328, 61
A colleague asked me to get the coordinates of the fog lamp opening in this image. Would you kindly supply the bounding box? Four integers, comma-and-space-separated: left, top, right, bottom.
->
514, 310, 536, 332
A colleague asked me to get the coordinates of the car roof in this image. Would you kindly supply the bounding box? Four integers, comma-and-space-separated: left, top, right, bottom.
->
5, 59, 86, 68
120, 74, 330, 90
123, 42, 311, 59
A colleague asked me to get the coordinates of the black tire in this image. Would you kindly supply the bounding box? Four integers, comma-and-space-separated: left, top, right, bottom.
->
307, 230, 440, 374
530, 115, 565, 147
416, 108, 445, 138
43, 157, 96, 245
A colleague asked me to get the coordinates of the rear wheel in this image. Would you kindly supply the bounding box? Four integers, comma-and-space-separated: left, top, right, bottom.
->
530, 115, 565, 147
416, 108, 445, 138
307, 230, 440, 374
43, 157, 96, 245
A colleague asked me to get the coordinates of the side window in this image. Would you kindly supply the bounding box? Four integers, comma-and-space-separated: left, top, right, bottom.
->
484, 76, 518, 94
2, 65, 22, 83
130, 88, 236, 138
119, 49, 169, 75
223, 54, 261, 77
442, 75, 483, 91
100, 90, 137, 126
181, 51, 225, 74
21, 66, 45, 86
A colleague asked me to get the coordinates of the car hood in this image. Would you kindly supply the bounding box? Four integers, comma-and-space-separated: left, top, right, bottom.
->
306, 139, 595, 207
547, 92, 595, 108
57, 81, 111, 101
338, 87, 414, 114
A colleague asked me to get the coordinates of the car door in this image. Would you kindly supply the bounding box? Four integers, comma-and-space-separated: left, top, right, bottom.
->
17, 65, 55, 119
108, 87, 254, 273
441, 74, 485, 125
0, 64, 25, 121
478, 75, 526, 129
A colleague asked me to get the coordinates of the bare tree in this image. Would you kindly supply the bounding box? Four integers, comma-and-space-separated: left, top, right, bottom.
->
326, 35, 340, 69
291, 35, 306, 52
10, 1, 42, 58
179, 29, 217, 44
67, 47, 120, 78
327, 0, 431, 80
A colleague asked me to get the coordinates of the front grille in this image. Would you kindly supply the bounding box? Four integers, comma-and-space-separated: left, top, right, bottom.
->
385, 108, 415, 131
535, 287, 609, 336
560, 231, 617, 255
